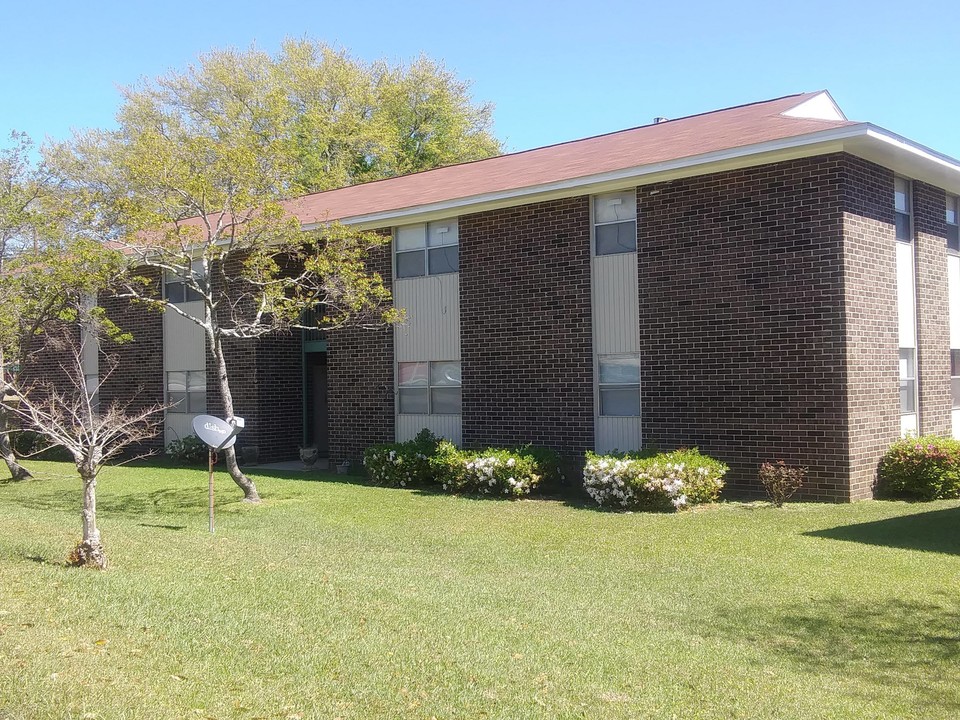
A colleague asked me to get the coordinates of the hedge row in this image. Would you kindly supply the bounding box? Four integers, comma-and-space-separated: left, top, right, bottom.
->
362, 430, 560, 497
363, 430, 728, 510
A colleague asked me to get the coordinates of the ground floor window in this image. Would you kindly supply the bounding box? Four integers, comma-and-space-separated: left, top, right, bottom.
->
398, 361, 461, 415
952, 350, 960, 410
598, 354, 641, 417
167, 370, 206, 413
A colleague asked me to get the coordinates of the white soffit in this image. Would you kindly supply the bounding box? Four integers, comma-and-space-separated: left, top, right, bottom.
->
781, 91, 847, 121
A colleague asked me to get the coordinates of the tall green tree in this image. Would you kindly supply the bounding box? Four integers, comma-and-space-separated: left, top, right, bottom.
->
276, 41, 502, 190
0, 132, 70, 480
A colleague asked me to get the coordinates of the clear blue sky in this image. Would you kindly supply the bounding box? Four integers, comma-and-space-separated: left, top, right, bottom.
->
2, 0, 958, 159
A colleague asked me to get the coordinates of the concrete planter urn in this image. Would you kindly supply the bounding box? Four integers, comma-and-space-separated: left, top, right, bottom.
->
299, 446, 319, 468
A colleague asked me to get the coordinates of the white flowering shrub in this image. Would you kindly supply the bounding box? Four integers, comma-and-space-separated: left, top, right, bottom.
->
362, 429, 439, 487
583, 449, 728, 511
431, 442, 562, 498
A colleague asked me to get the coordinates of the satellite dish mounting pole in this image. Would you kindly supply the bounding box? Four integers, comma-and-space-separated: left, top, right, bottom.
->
191, 414, 245, 536
208, 448, 215, 534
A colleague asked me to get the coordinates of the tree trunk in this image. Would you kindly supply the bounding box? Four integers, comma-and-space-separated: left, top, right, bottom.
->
71, 469, 107, 569
0, 408, 31, 481
212, 335, 260, 503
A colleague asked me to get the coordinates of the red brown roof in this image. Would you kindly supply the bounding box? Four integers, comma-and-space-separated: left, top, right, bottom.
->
289, 91, 856, 225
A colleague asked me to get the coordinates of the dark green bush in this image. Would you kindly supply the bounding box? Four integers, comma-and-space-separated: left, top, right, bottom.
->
166, 435, 209, 465
362, 429, 439, 487
363, 430, 561, 497
878, 436, 960, 500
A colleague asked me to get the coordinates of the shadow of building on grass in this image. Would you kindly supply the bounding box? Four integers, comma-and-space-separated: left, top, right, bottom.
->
806, 506, 960, 556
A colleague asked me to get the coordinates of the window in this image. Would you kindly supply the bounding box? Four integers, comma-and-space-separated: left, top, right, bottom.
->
164, 261, 205, 304
952, 350, 960, 410
167, 371, 206, 413
593, 191, 637, 256
397, 361, 461, 414
84, 373, 99, 411
395, 220, 459, 279
900, 349, 917, 416
598, 355, 641, 416
894, 177, 912, 242
947, 195, 959, 253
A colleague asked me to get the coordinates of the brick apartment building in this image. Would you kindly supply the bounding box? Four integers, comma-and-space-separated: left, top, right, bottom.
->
74, 91, 960, 500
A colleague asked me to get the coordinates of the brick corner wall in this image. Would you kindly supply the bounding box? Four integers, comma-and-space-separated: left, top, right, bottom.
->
638, 155, 851, 500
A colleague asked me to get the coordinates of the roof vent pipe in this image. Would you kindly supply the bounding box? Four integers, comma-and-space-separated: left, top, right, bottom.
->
653, 117, 669, 124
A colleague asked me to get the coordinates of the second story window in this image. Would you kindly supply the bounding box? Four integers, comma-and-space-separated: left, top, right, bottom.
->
395, 220, 459, 279
947, 195, 959, 252
894, 177, 912, 242
593, 190, 637, 256
164, 261, 205, 304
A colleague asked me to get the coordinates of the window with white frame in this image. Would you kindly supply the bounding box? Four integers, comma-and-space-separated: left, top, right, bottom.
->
900, 349, 917, 417
895, 177, 912, 242
397, 361, 461, 414
593, 191, 637, 256
164, 261, 205, 304
167, 371, 206, 413
598, 354, 641, 416
395, 220, 459, 279
947, 194, 959, 253
951, 350, 960, 411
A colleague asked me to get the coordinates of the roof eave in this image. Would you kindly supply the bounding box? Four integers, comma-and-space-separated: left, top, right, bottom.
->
301, 123, 960, 231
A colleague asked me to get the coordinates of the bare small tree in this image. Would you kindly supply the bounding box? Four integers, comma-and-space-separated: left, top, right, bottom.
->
8, 325, 164, 569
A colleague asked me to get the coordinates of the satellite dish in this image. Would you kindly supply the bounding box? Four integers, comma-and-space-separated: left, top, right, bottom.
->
192, 414, 241, 450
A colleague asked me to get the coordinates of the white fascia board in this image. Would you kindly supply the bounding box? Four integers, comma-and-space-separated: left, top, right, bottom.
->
858, 125, 960, 193
303, 125, 869, 231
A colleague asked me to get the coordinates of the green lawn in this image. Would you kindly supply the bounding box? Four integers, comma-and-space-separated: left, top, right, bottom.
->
1, 461, 959, 720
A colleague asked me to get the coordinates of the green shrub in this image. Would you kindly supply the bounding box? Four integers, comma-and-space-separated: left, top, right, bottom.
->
362, 429, 439, 487
583, 448, 728, 511
166, 435, 209, 465
758, 460, 807, 506
363, 430, 561, 498
430, 443, 557, 497
878, 435, 960, 500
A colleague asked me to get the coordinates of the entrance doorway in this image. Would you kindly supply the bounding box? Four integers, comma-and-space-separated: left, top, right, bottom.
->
304, 352, 328, 456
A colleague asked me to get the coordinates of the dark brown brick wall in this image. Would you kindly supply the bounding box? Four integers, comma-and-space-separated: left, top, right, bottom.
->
840, 157, 900, 500
458, 196, 595, 458
327, 235, 395, 465
914, 181, 951, 436
637, 155, 850, 499
99, 270, 165, 451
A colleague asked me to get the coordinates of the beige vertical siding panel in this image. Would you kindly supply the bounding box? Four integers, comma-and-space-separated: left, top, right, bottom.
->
394, 275, 461, 361
163, 301, 206, 445
593, 252, 642, 451
163, 302, 206, 370
164, 413, 200, 445
393, 273, 462, 445
593, 254, 640, 355
80, 331, 98, 376
396, 414, 462, 445
595, 417, 643, 453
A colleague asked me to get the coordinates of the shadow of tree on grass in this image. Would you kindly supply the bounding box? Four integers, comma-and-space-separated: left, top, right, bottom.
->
6, 486, 241, 518
806, 506, 960, 556
708, 594, 960, 714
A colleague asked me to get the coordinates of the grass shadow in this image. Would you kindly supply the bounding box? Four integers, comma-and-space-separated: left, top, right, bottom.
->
7, 486, 244, 518
707, 594, 960, 713
807, 506, 960, 556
